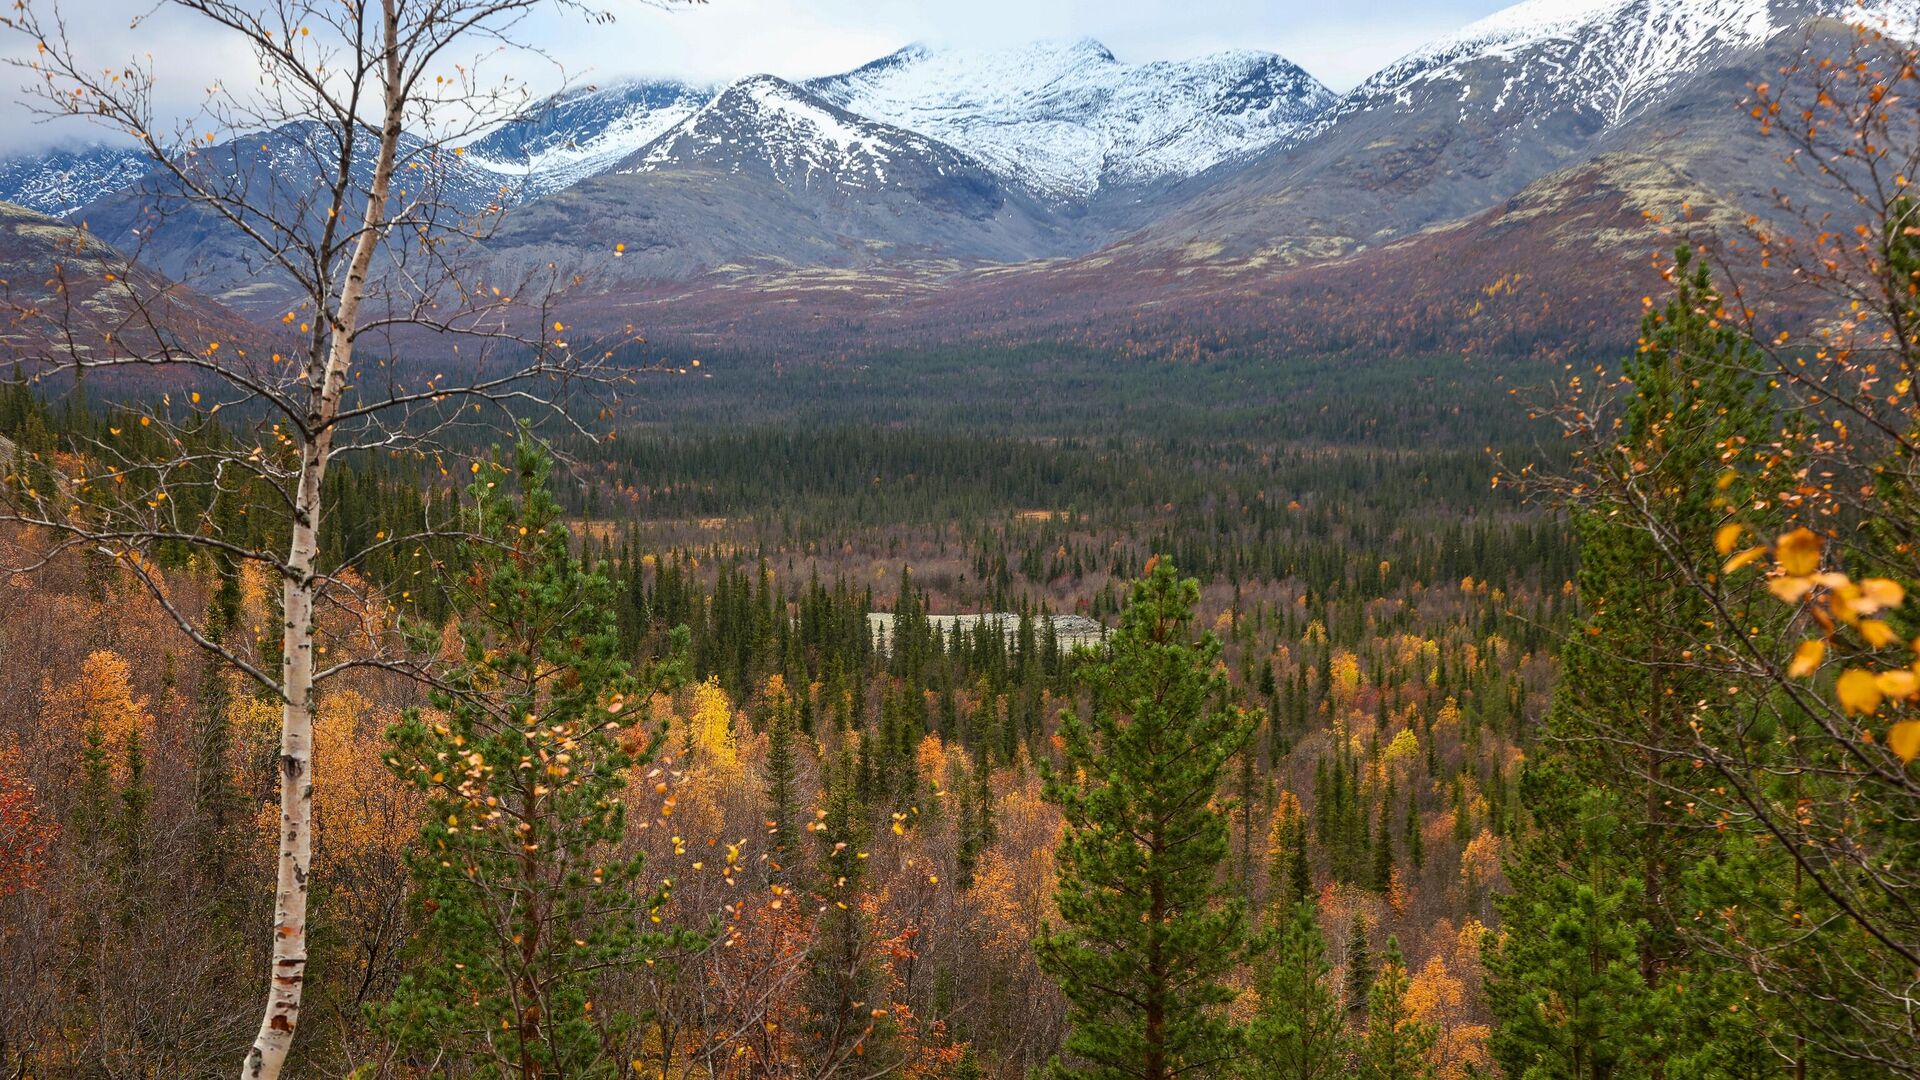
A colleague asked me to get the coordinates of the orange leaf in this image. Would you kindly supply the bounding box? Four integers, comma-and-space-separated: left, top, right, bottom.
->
1769, 576, 1815, 603
1788, 639, 1825, 678
1876, 669, 1919, 699
1777, 528, 1823, 576
1861, 578, 1907, 610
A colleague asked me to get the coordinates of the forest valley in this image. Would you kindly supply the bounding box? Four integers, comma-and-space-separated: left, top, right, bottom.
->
0, 378, 1566, 1077
1, 5, 1919, 1080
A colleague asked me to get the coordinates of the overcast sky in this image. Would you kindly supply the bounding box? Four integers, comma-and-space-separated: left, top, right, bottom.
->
534, 0, 1515, 89
0, 0, 1514, 152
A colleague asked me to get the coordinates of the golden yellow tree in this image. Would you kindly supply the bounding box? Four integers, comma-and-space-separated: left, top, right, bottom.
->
42, 650, 152, 777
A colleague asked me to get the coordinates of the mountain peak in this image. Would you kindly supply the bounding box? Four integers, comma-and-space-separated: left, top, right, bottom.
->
806, 40, 1332, 199
1348, 0, 1782, 128
620, 73, 990, 198
462, 78, 712, 196
715, 73, 812, 101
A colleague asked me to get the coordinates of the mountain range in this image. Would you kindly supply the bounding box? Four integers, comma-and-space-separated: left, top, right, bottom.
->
0, 0, 1897, 357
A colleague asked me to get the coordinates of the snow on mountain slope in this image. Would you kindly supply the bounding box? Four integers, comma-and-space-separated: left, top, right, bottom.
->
485, 73, 1062, 285
0, 82, 712, 224
806, 39, 1335, 200
62, 120, 523, 311
464, 80, 711, 198
1342, 0, 1783, 128
0, 145, 151, 218
621, 75, 994, 195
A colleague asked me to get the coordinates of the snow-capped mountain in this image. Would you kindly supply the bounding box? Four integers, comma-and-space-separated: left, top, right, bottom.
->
619, 75, 1002, 198
806, 39, 1335, 201
1339, 0, 1784, 129
464, 79, 712, 199
0, 84, 711, 225
65, 120, 517, 311
1101, 0, 1846, 269
479, 75, 1066, 282
4, 2, 1900, 347
0, 145, 151, 218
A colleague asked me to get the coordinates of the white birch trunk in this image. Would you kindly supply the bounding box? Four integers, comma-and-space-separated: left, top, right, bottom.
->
241, 7, 403, 1073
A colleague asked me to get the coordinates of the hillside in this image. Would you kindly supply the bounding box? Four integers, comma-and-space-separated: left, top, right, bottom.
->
0, 200, 262, 366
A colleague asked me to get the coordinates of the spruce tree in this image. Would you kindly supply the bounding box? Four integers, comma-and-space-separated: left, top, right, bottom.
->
1356, 938, 1436, 1080
191, 557, 242, 873
71, 716, 115, 870
973, 756, 996, 851
1247, 902, 1349, 1080
1285, 822, 1313, 909
1402, 797, 1423, 872
1492, 247, 1779, 1076
803, 746, 908, 1075
955, 767, 981, 887
1368, 798, 1394, 893
1034, 557, 1257, 1080
114, 726, 150, 912
1343, 914, 1372, 1017
763, 678, 802, 883
956, 757, 995, 888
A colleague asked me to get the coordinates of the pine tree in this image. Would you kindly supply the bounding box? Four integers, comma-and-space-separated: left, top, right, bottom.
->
374, 438, 689, 1078
1356, 938, 1436, 1080
1035, 558, 1257, 1080
1247, 902, 1349, 1080
1568, 248, 1770, 978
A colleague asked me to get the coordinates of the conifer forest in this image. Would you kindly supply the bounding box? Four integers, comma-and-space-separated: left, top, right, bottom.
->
0, 1, 1918, 1079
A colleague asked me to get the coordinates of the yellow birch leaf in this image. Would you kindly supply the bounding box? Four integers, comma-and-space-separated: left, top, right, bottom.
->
1769, 576, 1815, 603
1890, 721, 1920, 763
1715, 523, 1746, 555
1837, 669, 1884, 715
1877, 669, 1919, 698
1861, 578, 1906, 610
1725, 546, 1768, 573
1787, 639, 1825, 678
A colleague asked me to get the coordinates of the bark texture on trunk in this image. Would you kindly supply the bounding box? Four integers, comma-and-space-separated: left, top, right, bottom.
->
241, 8, 402, 1073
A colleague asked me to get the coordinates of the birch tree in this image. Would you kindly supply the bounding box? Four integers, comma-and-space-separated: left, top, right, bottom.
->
0, 0, 670, 1075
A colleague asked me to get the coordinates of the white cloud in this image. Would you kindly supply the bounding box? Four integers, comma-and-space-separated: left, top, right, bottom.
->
516, 0, 1506, 89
